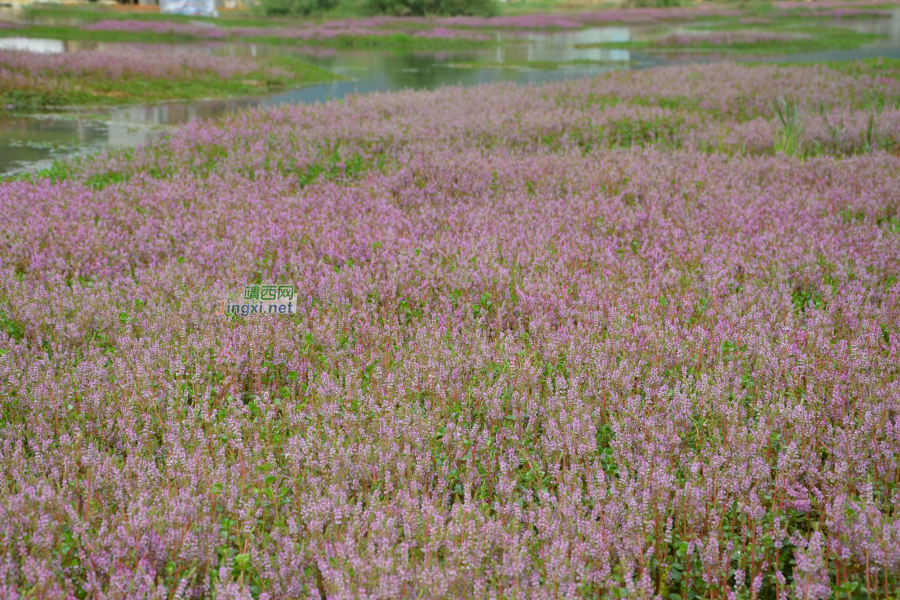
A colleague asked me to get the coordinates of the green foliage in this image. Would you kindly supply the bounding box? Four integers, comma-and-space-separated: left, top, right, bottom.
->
85, 170, 128, 191
363, 0, 496, 17
622, 0, 680, 7
0, 55, 339, 113
0, 310, 25, 342
258, 0, 339, 17
1, 23, 493, 50
607, 115, 685, 149
773, 97, 804, 157
2, 160, 74, 185
791, 282, 823, 314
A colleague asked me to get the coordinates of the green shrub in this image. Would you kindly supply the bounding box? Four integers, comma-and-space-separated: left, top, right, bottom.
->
259, 0, 339, 16
363, 0, 496, 17
622, 0, 680, 7
773, 97, 804, 157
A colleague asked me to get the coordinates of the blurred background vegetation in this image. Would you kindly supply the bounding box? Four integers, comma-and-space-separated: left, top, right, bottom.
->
255, 0, 498, 17
52, 0, 784, 20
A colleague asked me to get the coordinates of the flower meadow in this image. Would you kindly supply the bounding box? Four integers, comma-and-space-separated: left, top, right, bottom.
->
0, 48, 281, 81
78, 19, 492, 43
73, 5, 746, 43
2, 60, 900, 599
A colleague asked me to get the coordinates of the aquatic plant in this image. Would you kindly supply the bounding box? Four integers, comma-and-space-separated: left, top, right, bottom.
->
773, 96, 804, 157
1, 60, 900, 599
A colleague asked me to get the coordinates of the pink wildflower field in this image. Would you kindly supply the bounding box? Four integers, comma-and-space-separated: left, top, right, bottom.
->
1, 60, 900, 599
0, 47, 279, 81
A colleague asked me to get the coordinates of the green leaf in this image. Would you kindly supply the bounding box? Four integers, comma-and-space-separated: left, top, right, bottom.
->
234, 553, 251, 569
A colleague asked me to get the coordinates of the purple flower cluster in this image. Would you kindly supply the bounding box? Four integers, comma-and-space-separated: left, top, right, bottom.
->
345, 7, 743, 29
0, 47, 277, 81
656, 31, 796, 48
226, 23, 387, 40
571, 6, 742, 25
75, 5, 761, 43
433, 14, 582, 28
80, 19, 408, 41
84, 19, 228, 38
1, 61, 900, 598
0, 21, 21, 30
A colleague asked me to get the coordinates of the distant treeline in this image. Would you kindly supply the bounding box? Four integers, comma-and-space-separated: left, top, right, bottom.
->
259, 0, 496, 17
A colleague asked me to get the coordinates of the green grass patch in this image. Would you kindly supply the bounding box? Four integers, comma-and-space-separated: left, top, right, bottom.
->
2, 160, 77, 185
260, 31, 495, 49
777, 6, 894, 19
806, 56, 900, 77
575, 25, 884, 55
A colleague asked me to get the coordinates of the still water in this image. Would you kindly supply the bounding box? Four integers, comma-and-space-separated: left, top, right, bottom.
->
2, 8, 900, 175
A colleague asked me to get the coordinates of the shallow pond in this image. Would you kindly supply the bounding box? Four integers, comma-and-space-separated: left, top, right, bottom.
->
2, 7, 900, 175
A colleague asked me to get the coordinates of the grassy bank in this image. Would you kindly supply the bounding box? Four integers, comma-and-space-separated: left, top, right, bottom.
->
0, 51, 340, 113
574, 24, 886, 55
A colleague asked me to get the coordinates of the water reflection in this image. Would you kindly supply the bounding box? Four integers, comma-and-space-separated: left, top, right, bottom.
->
0, 114, 165, 176
0, 37, 65, 53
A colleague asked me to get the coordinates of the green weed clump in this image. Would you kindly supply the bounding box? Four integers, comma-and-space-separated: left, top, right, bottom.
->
259, 0, 339, 16
362, 0, 496, 16
773, 96, 804, 157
